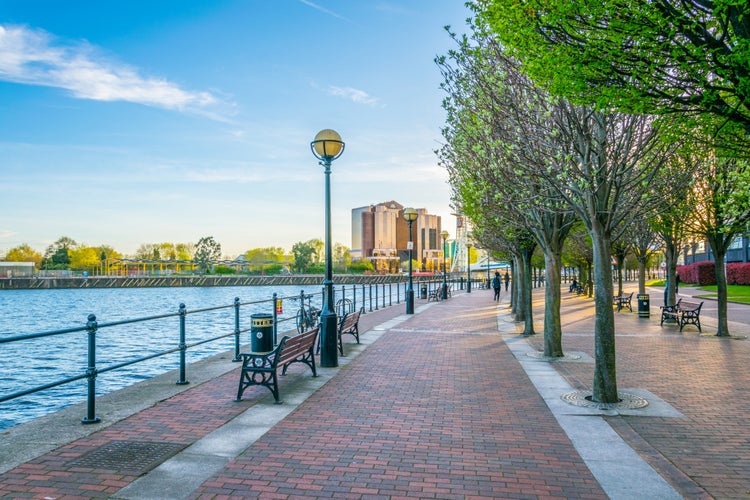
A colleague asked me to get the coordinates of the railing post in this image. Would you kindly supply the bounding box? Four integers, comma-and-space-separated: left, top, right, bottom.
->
81, 314, 101, 424
374, 282, 379, 310
369, 284, 373, 312
233, 297, 241, 362
397, 282, 400, 304
389, 283, 392, 306
272, 292, 278, 345
353, 285, 357, 313
176, 303, 189, 385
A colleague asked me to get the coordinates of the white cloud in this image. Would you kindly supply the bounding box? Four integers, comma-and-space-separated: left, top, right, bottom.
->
0, 24, 223, 115
326, 85, 378, 106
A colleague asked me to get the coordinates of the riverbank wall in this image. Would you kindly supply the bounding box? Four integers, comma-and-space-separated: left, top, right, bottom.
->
0, 274, 414, 290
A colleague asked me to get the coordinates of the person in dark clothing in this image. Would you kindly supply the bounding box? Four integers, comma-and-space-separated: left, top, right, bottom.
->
492, 271, 501, 301
503, 271, 510, 291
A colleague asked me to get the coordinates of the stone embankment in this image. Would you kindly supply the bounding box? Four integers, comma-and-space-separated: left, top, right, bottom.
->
0, 274, 410, 290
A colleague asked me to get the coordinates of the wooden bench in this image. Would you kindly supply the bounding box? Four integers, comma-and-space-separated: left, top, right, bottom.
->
337, 308, 363, 355
428, 284, 451, 302
235, 327, 318, 404
660, 299, 703, 332
315, 308, 364, 356
613, 292, 633, 312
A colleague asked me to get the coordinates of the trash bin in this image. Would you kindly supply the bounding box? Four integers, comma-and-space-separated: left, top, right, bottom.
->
637, 294, 650, 318
420, 284, 427, 299
251, 313, 274, 352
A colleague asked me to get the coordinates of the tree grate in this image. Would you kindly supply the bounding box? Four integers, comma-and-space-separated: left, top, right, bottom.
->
561, 390, 649, 410
67, 440, 188, 475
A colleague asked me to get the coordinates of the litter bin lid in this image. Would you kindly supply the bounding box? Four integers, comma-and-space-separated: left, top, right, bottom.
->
251, 313, 273, 327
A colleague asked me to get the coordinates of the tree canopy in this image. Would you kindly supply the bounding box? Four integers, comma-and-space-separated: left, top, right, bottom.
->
483, 0, 750, 138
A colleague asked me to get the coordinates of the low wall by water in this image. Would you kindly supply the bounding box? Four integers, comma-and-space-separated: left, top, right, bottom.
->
0, 274, 412, 290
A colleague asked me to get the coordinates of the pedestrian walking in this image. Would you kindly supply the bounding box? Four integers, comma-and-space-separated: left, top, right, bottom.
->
492, 271, 501, 301
503, 271, 510, 291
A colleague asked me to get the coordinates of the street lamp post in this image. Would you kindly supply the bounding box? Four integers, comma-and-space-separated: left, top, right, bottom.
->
467, 243, 472, 293
311, 129, 345, 368
404, 207, 418, 314
441, 230, 449, 300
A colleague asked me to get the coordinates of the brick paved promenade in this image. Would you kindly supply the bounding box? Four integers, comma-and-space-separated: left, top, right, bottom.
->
0, 284, 748, 498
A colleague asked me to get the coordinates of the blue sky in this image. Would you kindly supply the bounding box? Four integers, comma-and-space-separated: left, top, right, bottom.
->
0, 1, 469, 258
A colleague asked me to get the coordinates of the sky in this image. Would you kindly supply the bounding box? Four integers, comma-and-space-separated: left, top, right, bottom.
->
0, 1, 470, 259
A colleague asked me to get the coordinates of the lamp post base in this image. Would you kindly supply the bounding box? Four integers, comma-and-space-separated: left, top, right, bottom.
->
319, 310, 338, 367
406, 289, 414, 314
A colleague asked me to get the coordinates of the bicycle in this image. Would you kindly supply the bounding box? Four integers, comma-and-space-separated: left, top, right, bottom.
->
294, 292, 321, 334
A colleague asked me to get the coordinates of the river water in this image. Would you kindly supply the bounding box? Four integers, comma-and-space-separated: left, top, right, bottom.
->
0, 283, 386, 430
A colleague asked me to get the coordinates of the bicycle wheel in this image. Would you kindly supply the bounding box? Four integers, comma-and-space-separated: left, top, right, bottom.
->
296, 308, 307, 333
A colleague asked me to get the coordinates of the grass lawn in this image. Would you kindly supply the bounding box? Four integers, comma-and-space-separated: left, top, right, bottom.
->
694, 284, 750, 304
646, 280, 750, 304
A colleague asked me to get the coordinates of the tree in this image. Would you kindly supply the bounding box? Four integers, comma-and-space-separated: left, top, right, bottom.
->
3, 244, 43, 268
69, 246, 100, 271
42, 236, 77, 269
244, 247, 288, 274
687, 153, 750, 336
291, 241, 317, 273
625, 217, 661, 295
439, 10, 679, 402
175, 243, 194, 261
194, 236, 221, 274
333, 243, 351, 272
483, 1, 750, 138
308, 238, 324, 264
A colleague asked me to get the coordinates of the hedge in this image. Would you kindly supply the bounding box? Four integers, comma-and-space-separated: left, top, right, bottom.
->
677, 261, 750, 286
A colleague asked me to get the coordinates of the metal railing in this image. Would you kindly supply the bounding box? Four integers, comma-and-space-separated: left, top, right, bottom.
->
0, 280, 461, 426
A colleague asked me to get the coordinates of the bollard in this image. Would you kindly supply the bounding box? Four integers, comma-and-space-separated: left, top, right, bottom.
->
177, 303, 189, 385
233, 297, 241, 362
82, 314, 101, 424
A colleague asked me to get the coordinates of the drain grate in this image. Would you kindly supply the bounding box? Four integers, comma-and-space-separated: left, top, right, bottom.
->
67, 440, 188, 475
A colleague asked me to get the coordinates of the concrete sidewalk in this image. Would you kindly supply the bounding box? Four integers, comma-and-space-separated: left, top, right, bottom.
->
0, 285, 748, 498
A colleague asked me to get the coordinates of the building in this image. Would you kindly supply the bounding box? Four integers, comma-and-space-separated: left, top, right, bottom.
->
682, 235, 750, 264
0, 262, 35, 277
351, 201, 443, 273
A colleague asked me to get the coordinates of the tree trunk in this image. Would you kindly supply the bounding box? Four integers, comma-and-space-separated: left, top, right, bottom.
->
591, 224, 619, 403
521, 248, 536, 335
711, 247, 731, 337
636, 257, 647, 294
543, 250, 563, 356
664, 240, 678, 307
511, 257, 521, 319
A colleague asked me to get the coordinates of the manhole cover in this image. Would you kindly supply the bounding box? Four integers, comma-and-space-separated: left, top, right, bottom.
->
561, 390, 649, 410
67, 440, 188, 475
